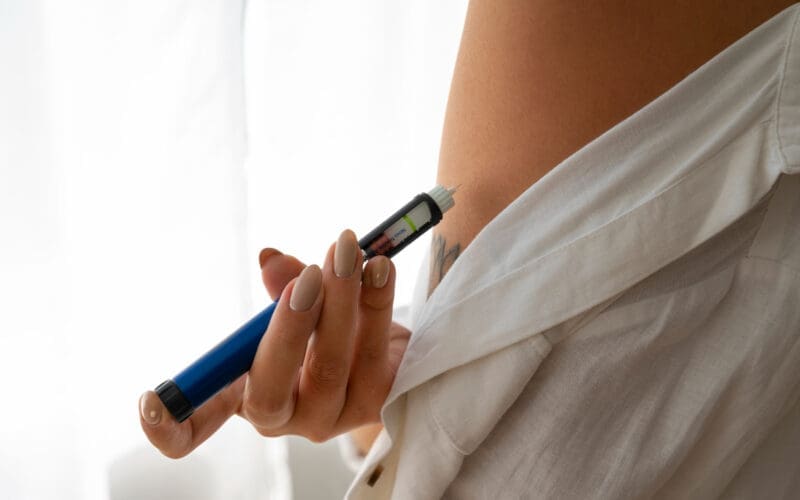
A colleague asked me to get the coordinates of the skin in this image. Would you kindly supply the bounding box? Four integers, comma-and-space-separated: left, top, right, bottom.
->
432, 0, 798, 288
141, 0, 797, 460
140, 234, 410, 457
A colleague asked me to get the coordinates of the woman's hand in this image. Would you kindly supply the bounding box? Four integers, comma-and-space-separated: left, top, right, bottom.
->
139, 229, 409, 458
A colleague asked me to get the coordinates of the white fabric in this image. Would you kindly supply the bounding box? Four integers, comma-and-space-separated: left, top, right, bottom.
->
347, 4, 800, 499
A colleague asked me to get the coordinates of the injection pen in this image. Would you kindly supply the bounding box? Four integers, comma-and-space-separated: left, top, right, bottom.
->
155, 185, 456, 422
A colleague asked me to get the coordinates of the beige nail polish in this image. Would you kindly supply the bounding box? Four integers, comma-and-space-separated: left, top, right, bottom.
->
290, 265, 322, 311
367, 256, 390, 288
334, 230, 358, 278
140, 392, 162, 425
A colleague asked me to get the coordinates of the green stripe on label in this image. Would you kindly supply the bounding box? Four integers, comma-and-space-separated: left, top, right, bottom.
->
402, 214, 418, 232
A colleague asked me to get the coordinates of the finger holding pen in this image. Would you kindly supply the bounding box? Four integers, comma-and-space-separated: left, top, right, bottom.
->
139, 185, 456, 456
139, 250, 306, 458
245, 230, 374, 441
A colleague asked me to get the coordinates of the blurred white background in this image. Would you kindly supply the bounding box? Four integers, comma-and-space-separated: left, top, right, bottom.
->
0, 0, 467, 498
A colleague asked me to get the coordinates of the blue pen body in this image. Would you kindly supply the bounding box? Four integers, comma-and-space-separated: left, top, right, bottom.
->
155, 186, 454, 422
175, 302, 277, 407
156, 302, 278, 422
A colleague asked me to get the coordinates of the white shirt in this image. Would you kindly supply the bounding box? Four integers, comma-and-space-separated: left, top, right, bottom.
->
346, 4, 800, 498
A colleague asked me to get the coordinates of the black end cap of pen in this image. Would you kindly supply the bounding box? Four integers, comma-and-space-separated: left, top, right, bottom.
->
155, 380, 194, 423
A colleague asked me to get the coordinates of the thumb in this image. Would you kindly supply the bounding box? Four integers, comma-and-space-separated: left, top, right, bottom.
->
258, 248, 306, 300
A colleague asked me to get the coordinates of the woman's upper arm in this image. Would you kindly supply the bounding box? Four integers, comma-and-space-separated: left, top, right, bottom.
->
430, 0, 796, 293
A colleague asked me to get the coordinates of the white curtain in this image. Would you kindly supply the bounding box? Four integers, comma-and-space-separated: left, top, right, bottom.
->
0, 0, 466, 498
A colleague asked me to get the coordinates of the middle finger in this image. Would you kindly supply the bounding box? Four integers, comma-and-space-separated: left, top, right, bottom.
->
294, 229, 363, 435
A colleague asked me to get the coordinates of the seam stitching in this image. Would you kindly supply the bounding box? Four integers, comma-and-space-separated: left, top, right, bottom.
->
775, 7, 800, 170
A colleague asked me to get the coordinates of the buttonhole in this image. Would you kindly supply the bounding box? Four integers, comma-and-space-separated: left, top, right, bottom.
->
366, 464, 384, 487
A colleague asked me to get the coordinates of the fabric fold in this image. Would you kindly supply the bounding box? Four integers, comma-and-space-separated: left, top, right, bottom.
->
347, 5, 800, 499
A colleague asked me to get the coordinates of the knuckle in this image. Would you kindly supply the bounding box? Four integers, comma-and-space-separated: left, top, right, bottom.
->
304, 428, 333, 444
356, 343, 384, 365
254, 424, 283, 438
307, 354, 348, 388
343, 394, 381, 426
361, 291, 393, 312
159, 443, 190, 460
141, 419, 191, 460
352, 403, 376, 423
146, 433, 190, 460
242, 395, 291, 429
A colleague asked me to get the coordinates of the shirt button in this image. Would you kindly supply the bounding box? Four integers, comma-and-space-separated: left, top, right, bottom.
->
366, 464, 384, 487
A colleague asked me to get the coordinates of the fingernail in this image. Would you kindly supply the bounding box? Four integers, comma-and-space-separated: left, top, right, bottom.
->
259, 248, 282, 269
140, 392, 162, 426
290, 265, 322, 311
334, 230, 359, 278
366, 256, 390, 288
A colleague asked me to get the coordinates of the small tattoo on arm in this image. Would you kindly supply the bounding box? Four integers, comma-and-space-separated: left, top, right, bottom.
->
428, 233, 461, 297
